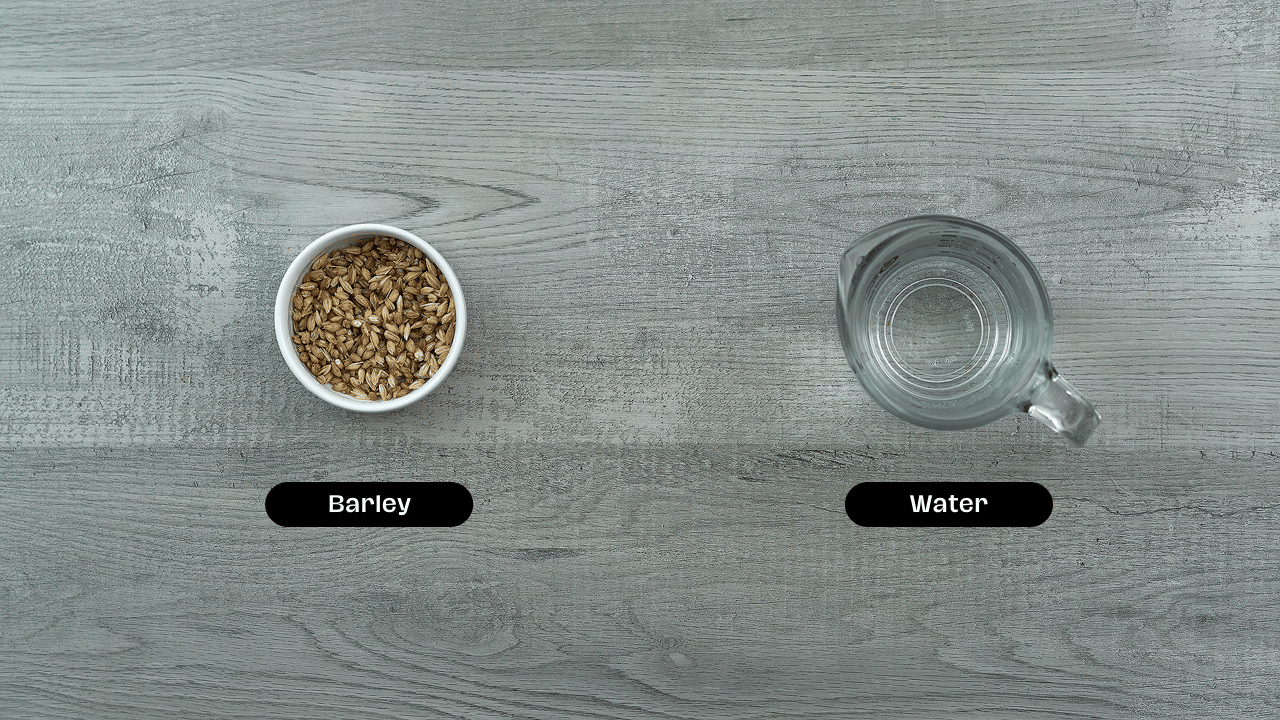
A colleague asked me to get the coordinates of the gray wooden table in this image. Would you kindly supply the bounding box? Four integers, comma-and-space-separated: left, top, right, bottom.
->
3, 2, 1278, 718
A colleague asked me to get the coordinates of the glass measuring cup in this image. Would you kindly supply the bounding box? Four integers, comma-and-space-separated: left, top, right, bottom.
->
837, 215, 1100, 446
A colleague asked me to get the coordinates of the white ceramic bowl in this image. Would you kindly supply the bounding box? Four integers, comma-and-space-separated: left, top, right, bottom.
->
275, 223, 466, 412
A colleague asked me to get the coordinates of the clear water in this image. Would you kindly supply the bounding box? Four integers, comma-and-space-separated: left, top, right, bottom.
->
840, 227, 1050, 428
886, 279, 987, 378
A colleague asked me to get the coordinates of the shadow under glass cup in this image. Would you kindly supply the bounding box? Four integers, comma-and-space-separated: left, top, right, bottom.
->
837, 215, 1100, 446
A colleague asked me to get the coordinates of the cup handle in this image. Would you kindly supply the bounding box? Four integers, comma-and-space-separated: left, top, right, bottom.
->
1022, 362, 1101, 447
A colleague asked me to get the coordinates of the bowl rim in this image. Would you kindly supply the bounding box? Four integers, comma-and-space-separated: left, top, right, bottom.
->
274, 223, 466, 413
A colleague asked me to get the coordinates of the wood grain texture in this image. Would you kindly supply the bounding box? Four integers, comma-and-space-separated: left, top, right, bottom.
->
3, 445, 1278, 718
2, 0, 1280, 72
1, 17, 1279, 720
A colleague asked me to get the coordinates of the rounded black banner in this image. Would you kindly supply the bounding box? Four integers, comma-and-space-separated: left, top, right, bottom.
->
266, 482, 472, 527
845, 482, 1052, 527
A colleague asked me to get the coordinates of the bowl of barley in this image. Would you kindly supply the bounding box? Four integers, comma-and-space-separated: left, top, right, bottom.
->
274, 223, 466, 412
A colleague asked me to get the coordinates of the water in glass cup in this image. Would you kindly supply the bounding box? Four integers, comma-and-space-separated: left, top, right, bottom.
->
838, 215, 1100, 445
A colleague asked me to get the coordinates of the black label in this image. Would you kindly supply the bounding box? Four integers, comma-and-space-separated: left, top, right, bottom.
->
845, 482, 1052, 527
265, 482, 472, 527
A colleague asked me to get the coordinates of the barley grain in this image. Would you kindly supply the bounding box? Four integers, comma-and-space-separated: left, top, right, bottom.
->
290, 235, 456, 401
